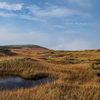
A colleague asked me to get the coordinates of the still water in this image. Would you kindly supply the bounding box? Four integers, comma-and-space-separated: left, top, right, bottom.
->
0, 77, 57, 91
40, 53, 48, 55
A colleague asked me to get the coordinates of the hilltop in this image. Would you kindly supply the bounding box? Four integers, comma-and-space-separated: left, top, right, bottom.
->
0, 44, 48, 50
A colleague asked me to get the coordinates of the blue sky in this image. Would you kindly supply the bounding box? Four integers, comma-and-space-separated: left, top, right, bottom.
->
0, 0, 99, 50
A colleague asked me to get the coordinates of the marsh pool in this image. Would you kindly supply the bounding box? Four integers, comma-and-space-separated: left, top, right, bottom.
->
0, 77, 57, 91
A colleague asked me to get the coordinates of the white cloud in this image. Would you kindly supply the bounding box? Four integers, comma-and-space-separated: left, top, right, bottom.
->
27, 5, 91, 19
0, 2, 23, 10
0, 12, 17, 17
53, 25, 64, 28
68, 0, 93, 8
0, 11, 44, 21
53, 40, 87, 50
49, 39, 92, 50
62, 30, 82, 35
66, 22, 89, 26
0, 2, 91, 21
19, 14, 44, 21
44, 2, 49, 5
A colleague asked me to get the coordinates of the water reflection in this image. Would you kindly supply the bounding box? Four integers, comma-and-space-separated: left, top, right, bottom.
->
70, 63, 73, 65
0, 77, 57, 91
40, 53, 48, 55
48, 55, 53, 57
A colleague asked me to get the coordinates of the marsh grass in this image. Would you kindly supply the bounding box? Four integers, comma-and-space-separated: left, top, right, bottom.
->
0, 49, 100, 99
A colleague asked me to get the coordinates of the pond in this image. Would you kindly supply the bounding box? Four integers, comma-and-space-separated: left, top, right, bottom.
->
40, 53, 48, 55
48, 55, 53, 57
0, 77, 57, 91
70, 63, 73, 65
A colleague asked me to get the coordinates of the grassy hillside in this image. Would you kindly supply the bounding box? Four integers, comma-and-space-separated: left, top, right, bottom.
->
0, 44, 48, 50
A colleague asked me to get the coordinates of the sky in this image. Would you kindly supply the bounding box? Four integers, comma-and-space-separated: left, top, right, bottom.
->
0, 0, 99, 50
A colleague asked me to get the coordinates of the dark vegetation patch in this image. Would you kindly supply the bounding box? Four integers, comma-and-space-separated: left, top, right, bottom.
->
0, 48, 17, 56
39, 57, 48, 60
97, 73, 100, 77
0, 48, 11, 54
55, 53, 71, 57
55, 54, 65, 57
28, 73, 49, 80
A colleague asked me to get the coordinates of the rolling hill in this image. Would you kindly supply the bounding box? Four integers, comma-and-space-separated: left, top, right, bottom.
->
0, 44, 48, 50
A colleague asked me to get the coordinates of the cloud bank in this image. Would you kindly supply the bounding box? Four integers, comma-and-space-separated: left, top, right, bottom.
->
0, 2, 23, 10
0, 2, 91, 21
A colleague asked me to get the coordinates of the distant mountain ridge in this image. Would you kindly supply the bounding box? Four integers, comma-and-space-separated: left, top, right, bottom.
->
0, 44, 48, 50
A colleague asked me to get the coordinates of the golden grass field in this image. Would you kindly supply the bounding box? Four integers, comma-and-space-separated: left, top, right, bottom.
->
0, 47, 100, 100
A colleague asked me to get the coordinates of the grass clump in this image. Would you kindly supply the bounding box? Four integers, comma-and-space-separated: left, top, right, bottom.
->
0, 58, 51, 79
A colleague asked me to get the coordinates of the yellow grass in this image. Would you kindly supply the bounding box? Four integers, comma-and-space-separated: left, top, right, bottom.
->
0, 48, 100, 99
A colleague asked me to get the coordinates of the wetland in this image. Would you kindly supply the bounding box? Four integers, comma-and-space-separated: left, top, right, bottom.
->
0, 77, 57, 91
0, 47, 100, 99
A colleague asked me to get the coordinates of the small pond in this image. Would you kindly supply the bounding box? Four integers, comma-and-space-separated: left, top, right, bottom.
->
70, 63, 73, 65
0, 77, 57, 91
48, 55, 53, 57
40, 53, 48, 55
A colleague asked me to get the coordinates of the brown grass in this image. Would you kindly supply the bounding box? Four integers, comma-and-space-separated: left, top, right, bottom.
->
0, 48, 100, 99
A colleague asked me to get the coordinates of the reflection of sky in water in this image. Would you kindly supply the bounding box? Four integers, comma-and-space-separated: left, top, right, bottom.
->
0, 77, 23, 83
40, 53, 48, 55
48, 55, 53, 57
0, 77, 57, 91
70, 63, 73, 65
